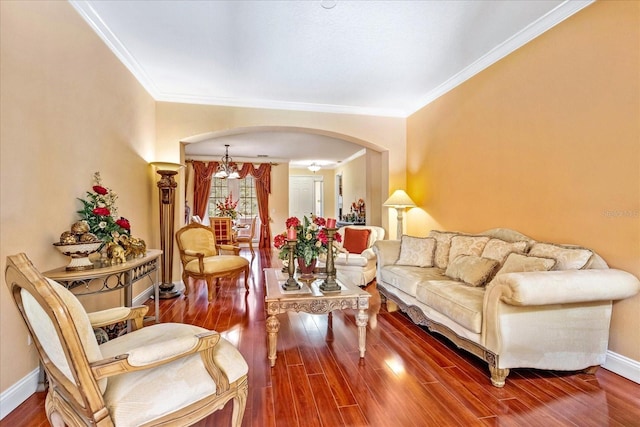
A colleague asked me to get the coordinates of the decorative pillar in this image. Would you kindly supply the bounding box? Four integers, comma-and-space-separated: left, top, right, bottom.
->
151, 162, 184, 299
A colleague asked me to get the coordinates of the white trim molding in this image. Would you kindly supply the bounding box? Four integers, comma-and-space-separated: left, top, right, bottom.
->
604, 350, 640, 384
0, 368, 40, 420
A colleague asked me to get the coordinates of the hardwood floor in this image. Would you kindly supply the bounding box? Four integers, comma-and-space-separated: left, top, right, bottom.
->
4, 248, 640, 427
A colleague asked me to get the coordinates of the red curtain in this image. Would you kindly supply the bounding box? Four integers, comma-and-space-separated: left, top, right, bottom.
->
192, 161, 217, 220
191, 161, 272, 248
238, 163, 272, 248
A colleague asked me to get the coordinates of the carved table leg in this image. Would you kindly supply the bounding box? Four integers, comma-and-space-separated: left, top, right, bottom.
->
355, 309, 369, 358
266, 315, 280, 367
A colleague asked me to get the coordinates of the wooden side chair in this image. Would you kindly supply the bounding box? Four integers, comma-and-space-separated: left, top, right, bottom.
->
236, 216, 258, 257
5, 253, 249, 427
176, 222, 250, 301
209, 216, 236, 245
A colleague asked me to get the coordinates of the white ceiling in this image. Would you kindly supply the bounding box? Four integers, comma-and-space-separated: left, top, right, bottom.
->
71, 0, 592, 168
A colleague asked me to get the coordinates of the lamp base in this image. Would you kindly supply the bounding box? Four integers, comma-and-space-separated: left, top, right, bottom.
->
159, 282, 183, 299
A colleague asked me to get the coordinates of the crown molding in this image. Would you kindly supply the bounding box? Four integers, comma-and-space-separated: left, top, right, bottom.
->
404, 0, 595, 116
71, 0, 594, 119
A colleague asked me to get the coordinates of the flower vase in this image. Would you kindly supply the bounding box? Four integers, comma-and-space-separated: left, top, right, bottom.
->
297, 257, 317, 279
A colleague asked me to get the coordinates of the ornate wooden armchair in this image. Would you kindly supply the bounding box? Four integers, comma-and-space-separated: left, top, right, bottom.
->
5, 253, 249, 427
176, 222, 250, 301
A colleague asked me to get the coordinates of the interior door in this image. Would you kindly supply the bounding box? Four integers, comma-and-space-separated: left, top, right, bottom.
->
289, 176, 315, 219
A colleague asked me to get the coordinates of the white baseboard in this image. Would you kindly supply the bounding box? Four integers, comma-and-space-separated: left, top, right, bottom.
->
0, 368, 40, 420
132, 284, 156, 306
604, 350, 640, 384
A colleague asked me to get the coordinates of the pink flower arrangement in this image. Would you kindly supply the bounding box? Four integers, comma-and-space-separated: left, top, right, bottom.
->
274, 215, 341, 265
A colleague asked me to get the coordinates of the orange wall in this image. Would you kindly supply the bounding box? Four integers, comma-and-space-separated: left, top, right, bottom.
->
0, 1, 156, 392
406, 0, 639, 360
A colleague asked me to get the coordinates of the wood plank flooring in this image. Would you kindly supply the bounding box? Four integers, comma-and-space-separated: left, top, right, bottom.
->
3, 248, 640, 426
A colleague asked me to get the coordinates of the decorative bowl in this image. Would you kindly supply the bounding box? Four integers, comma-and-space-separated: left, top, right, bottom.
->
53, 241, 103, 271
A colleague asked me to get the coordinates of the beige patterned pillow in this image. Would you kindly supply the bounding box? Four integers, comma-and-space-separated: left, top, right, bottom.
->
528, 243, 592, 270
445, 255, 499, 287
494, 253, 556, 275
448, 235, 490, 262
395, 236, 436, 268
428, 230, 459, 269
481, 239, 527, 264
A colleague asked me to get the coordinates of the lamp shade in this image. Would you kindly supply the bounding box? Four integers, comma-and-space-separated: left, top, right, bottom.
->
150, 162, 184, 172
383, 190, 416, 208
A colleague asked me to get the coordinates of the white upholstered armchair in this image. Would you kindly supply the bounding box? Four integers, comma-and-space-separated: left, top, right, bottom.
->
5, 253, 249, 427
334, 225, 385, 288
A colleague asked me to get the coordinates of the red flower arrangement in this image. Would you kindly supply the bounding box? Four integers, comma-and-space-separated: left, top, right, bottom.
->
274, 215, 341, 265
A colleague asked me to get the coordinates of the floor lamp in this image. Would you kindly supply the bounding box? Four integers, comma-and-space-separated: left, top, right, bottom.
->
383, 190, 416, 239
151, 162, 184, 299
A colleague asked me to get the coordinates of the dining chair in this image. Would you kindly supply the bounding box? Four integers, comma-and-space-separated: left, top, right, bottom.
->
5, 253, 249, 427
209, 216, 236, 245
236, 216, 258, 256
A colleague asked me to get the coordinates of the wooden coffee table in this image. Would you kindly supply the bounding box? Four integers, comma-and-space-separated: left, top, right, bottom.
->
264, 268, 371, 367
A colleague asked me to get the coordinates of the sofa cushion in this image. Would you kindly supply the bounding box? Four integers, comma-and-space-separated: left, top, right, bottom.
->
528, 243, 592, 270
449, 235, 490, 261
494, 253, 556, 276
415, 280, 485, 334
445, 255, 499, 287
428, 230, 460, 269
481, 239, 527, 264
395, 236, 436, 268
342, 228, 371, 254
379, 265, 448, 296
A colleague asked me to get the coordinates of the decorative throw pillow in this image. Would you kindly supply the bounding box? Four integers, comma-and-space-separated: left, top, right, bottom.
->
448, 235, 490, 262
494, 253, 556, 276
428, 230, 459, 269
481, 239, 527, 264
342, 228, 371, 254
528, 243, 592, 270
395, 236, 436, 268
445, 255, 499, 287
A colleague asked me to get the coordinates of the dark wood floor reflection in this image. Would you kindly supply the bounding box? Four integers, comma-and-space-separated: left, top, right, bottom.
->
4, 248, 640, 427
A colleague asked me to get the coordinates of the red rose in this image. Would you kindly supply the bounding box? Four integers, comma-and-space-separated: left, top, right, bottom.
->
285, 217, 300, 229
93, 185, 108, 195
314, 216, 326, 226
92, 207, 110, 216
273, 233, 287, 249
334, 232, 342, 243
116, 217, 131, 230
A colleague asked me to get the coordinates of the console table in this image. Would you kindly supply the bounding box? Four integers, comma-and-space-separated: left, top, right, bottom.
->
44, 249, 162, 322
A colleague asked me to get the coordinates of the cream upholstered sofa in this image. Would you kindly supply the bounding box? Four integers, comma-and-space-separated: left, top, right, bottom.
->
334, 225, 385, 288
373, 228, 640, 387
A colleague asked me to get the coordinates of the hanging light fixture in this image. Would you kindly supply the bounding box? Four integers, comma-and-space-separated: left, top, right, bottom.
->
308, 163, 321, 173
214, 144, 240, 179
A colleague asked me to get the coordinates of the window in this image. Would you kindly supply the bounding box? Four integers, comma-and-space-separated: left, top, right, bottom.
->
208, 176, 258, 219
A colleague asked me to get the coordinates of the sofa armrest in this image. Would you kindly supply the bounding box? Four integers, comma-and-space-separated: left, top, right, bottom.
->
361, 248, 376, 260
372, 240, 400, 267
485, 269, 640, 307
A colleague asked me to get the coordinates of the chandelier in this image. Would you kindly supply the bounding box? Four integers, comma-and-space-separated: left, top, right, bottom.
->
214, 144, 240, 179
308, 163, 321, 173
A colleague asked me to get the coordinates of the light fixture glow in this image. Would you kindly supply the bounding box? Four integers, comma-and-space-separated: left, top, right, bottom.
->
214, 144, 240, 179
308, 163, 321, 173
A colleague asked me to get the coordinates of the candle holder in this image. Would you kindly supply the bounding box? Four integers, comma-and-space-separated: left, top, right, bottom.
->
320, 228, 341, 292
282, 239, 301, 290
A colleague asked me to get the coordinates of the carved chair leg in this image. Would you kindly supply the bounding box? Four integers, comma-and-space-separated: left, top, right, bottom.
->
182, 273, 190, 295
489, 366, 510, 388
243, 267, 250, 291
583, 365, 600, 375
231, 378, 249, 427
206, 277, 217, 301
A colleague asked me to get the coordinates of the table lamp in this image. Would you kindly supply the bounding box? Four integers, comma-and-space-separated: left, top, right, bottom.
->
383, 190, 416, 239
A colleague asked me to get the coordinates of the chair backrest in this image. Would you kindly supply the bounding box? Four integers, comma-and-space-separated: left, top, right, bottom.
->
5, 254, 109, 421
238, 216, 258, 240
176, 222, 220, 264
209, 216, 234, 245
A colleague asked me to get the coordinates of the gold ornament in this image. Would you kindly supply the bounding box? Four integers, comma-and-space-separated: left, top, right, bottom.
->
71, 220, 90, 234
79, 232, 99, 243
60, 231, 77, 244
